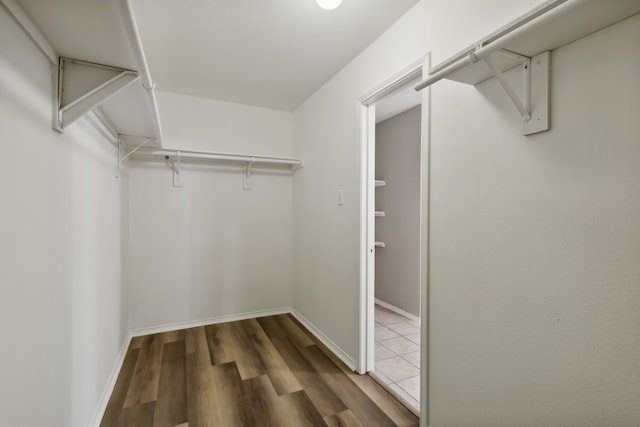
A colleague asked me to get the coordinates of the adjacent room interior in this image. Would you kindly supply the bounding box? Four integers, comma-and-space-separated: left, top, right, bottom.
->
2, 0, 639, 426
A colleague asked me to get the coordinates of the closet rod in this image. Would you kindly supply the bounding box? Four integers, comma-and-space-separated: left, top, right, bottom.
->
116, 0, 163, 144
134, 148, 304, 167
414, 0, 568, 91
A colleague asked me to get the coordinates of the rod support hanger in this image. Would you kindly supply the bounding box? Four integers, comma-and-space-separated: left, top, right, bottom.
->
173, 150, 183, 187
243, 157, 255, 190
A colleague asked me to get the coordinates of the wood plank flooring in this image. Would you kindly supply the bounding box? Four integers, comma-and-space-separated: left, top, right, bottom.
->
101, 314, 419, 427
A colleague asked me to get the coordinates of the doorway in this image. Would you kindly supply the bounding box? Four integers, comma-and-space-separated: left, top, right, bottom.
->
358, 56, 430, 423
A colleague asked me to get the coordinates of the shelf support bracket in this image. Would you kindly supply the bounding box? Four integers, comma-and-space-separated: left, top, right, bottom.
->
54, 57, 140, 132
243, 158, 255, 190
115, 137, 153, 178
475, 49, 550, 135
482, 51, 531, 122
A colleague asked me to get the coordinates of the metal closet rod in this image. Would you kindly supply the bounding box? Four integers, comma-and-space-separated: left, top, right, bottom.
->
116, 0, 164, 144
134, 148, 304, 167
414, 0, 569, 91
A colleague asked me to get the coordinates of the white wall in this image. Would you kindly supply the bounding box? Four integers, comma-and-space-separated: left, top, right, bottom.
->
375, 106, 421, 316
126, 91, 294, 330
293, 0, 545, 371
428, 15, 640, 426
293, 0, 640, 424
0, 7, 126, 427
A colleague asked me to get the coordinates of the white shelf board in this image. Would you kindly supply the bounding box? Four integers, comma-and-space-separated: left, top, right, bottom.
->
375, 180, 386, 187
439, 0, 640, 85
16, 0, 162, 145
374, 211, 385, 217
374, 242, 386, 248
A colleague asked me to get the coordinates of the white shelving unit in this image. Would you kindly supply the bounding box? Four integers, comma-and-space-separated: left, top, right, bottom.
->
1, 0, 163, 146
374, 178, 386, 248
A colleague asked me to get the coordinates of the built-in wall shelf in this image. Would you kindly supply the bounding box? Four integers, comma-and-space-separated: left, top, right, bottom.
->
375, 180, 386, 187
375, 211, 385, 217
415, 0, 640, 135
1, 0, 163, 146
374, 241, 386, 248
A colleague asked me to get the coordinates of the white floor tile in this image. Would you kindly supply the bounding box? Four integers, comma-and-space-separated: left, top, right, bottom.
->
386, 322, 420, 336
401, 350, 421, 368
375, 343, 396, 361
404, 332, 420, 345
396, 375, 421, 401
375, 324, 400, 341
375, 309, 409, 325
379, 336, 419, 355
375, 356, 420, 382
374, 303, 422, 410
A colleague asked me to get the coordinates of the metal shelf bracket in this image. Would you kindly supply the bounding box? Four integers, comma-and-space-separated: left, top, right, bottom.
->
53, 57, 140, 132
115, 137, 154, 178
477, 49, 550, 135
481, 49, 531, 122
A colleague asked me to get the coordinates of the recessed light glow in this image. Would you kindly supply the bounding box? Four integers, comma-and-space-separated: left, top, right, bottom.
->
316, 0, 342, 10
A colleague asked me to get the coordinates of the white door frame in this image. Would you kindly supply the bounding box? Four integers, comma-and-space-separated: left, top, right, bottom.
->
358, 54, 430, 426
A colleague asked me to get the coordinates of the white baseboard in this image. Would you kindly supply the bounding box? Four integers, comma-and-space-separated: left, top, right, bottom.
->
290, 308, 357, 371
375, 298, 420, 323
129, 307, 291, 337
90, 332, 133, 427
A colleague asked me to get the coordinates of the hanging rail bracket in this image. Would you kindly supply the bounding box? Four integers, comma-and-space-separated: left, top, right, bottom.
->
173, 151, 183, 187
243, 157, 255, 190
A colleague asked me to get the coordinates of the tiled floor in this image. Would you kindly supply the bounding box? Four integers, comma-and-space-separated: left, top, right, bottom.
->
373, 304, 421, 412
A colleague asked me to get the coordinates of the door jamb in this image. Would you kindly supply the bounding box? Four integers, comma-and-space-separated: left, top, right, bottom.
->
357, 54, 430, 427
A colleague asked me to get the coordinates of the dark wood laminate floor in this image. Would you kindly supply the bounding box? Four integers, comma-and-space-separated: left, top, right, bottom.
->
100, 314, 419, 427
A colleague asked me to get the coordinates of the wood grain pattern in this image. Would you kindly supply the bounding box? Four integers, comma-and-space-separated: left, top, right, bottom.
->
185, 327, 223, 427
101, 314, 419, 427
300, 344, 398, 427
101, 348, 140, 427
324, 409, 365, 427
154, 341, 187, 427
124, 333, 172, 407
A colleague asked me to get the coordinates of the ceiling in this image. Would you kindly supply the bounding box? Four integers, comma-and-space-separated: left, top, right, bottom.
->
375, 77, 422, 123
131, 0, 420, 111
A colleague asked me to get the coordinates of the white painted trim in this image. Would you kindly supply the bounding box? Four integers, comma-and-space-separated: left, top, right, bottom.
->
358, 58, 425, 375
290, 308, 357, 371
89, 332, 133, 427
129, 307, 291, 337
374, 298, 420, 323
418, 53, 432, 427
360, 56, 426, 105
358, 54, 431, 427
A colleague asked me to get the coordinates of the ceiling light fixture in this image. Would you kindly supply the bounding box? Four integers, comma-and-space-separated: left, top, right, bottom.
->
316, 0, 342, 10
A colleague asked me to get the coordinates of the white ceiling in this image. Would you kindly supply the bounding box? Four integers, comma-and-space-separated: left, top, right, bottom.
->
375, 77, 422, 123
131, 0, 420, 111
